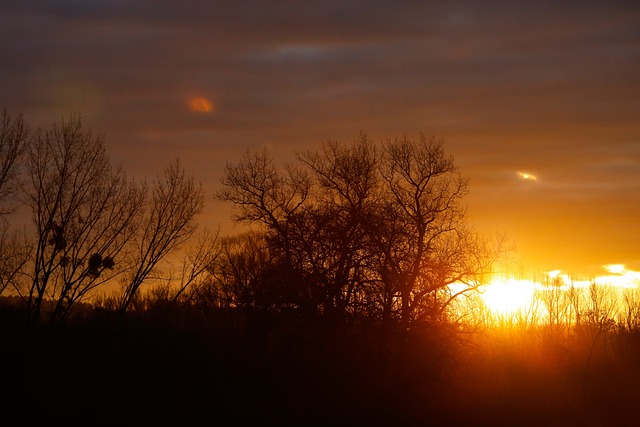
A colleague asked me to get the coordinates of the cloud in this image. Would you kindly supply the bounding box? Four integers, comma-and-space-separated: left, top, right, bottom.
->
1, 0, 639, 275
517, 171, 538, 181
188, 97, 215, 113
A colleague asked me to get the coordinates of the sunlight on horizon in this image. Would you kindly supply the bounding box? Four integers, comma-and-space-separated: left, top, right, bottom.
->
480, 278, 536, 315
468, 264, 640, 322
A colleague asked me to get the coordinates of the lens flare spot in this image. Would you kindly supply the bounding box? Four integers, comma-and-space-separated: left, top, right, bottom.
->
188, 97, 215, 113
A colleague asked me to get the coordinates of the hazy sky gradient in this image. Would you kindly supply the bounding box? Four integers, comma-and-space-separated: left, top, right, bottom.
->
2, 0, 639, 276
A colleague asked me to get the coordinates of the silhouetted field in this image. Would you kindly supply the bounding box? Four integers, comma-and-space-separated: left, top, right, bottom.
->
2, 299, 639, 426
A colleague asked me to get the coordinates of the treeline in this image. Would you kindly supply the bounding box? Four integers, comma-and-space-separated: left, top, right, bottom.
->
0, 110, 204, 323
0, 109, 502, 326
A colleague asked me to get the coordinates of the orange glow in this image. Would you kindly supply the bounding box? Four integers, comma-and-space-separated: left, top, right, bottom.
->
188, 97, 215, 113
469, 265, 640, 323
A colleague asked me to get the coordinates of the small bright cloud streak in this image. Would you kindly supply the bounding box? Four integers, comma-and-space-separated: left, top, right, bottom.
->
605, 264, 625, 274
546, 264, 640, 289
517, 171, 538, 181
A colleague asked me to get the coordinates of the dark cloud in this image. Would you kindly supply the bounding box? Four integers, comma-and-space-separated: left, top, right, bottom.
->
1, 0, 639, 275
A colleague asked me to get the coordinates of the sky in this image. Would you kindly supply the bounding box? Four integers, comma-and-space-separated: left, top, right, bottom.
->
1, 0, 639, 278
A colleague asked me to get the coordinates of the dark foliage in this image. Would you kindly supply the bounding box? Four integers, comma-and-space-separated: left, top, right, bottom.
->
1, 299, 639, 426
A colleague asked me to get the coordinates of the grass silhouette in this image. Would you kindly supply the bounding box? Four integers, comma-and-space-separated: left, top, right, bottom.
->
2, 295, 639, 426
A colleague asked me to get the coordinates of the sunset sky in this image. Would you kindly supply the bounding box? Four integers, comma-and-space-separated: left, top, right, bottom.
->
2, 1, 639, 278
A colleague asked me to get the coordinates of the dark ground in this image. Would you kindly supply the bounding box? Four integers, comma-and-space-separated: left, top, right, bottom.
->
2, 303, 639, 426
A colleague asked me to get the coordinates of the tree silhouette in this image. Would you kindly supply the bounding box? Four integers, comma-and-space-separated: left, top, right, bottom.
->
378, 134, 494, 325
0, 110, 30, 296
0, 112, 207, 321
20, 115, 144, 322
294, 135, 380, 321
218, 133, 498, 325
171, 227, 221, 304
0, 109, 28, 216
118, 158, 204, 312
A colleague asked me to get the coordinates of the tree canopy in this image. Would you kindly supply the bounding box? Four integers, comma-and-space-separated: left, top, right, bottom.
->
218, 133, 499, 325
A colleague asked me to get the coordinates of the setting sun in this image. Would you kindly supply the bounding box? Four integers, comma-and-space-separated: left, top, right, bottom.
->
472, 265, 640, 322
481, 278, 537, 315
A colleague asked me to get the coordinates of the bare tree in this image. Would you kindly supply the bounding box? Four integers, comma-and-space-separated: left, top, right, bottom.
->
217, 148, 314, 312
218, 133, 498, 325
171, 227, 221, 303
621, 287, 640, 331
0, 109, 28, 216
294, 135, 381, 319
0, 110, 30, 296
207, 230, 272, 310
0, 228, 30, 296
118, 158, 205, 312
218, 148, 310, 260
21, 115, 145, 322
378, 134, 493, 326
